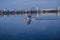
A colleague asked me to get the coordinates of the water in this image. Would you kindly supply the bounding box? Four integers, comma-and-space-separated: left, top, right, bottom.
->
0, 13, 60, 40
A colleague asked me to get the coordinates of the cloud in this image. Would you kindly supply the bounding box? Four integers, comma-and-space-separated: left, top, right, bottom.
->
0, 0, 59, 10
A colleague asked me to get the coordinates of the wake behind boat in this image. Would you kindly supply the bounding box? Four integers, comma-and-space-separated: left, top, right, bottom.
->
24, 13, 60, 24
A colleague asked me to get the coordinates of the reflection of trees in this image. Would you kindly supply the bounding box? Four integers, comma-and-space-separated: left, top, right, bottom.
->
42, 10, 58, 13
0, 9, 59, 15
0, 10, 41, 15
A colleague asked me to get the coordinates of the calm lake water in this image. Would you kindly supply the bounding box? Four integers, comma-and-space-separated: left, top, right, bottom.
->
0, 13, 60, 40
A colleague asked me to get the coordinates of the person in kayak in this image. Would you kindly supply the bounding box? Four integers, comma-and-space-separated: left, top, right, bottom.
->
24, 13, 32, 24
27, 13, 32, 24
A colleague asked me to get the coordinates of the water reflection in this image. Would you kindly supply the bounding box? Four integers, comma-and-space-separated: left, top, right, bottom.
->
0, 13, 60, 40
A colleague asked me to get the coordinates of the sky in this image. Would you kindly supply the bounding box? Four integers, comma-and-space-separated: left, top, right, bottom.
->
0, 0, 60, 10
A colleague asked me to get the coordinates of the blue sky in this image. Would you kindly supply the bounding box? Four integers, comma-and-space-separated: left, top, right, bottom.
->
0, 0, 60, 10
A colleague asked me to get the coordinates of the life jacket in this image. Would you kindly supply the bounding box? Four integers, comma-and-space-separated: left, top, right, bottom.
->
27, 14, 32, 18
